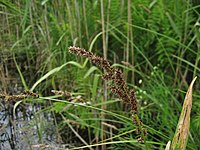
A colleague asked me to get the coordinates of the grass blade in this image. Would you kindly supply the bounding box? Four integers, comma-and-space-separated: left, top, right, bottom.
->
30, 61, 84, 91
84, 66, 101, 79
13, 55, 28, 90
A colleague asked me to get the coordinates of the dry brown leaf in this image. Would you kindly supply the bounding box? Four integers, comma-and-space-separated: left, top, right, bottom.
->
165, 141, 171, 150
171, 76, 197, 150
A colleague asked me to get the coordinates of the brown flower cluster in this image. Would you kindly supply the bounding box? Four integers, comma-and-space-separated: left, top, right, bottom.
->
0, 91, 39, 101
69, 46, 131, 105
69, 46, 146, 141
51, 90, 71, 97
51, 90, 85, 103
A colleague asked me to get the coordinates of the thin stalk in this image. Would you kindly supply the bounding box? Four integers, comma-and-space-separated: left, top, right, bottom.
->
100, 1, 107, 150
66, 1, 74, 41
193, 19, 200, 78
82, 0, 89, 45
105, 0, 111, 50
75, 0, 82, 47
43, 4, 50, 47
101, 0, 107, 58
52, 111, 63, 144
174, 1, 189, 88
128, 0, 134, 84
61, 113, 94, 150
134, 114, 148, 150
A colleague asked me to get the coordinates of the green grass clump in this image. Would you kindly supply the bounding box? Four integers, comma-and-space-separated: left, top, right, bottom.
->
0, 0, 199, 149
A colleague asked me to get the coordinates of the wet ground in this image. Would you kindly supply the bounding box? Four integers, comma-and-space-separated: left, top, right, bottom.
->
0, 61, 68, 149
0, 100, 67, 150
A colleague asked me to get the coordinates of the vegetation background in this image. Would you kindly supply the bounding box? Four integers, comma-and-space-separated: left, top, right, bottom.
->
0, 0, 200, 149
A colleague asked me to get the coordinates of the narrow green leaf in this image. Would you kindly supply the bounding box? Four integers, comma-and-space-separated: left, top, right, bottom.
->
83, 32, 103, 67
13, 100, 23, 117
13, 55, 28, 90
91, 74, 100, 102
31, 61, 84, 91
84, 66, 101, 79
165, 12, 181, 38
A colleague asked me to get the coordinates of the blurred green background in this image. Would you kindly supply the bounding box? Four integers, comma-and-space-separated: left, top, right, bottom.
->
0, 0, 200, 149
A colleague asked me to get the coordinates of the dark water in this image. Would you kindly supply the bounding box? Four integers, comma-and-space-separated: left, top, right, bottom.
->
0, 56, 70, 149
0, 100, 67, 150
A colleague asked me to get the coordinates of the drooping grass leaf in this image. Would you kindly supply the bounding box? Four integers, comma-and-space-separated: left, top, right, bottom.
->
31, 61, 84, 91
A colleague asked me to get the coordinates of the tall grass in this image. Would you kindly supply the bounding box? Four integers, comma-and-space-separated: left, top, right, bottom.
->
0, 0, 199, 149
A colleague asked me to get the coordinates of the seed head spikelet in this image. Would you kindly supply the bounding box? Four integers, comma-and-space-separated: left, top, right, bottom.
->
69, 46, 146, 141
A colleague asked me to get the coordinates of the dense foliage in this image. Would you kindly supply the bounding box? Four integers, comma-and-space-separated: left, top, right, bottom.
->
0, 0, 199, 149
